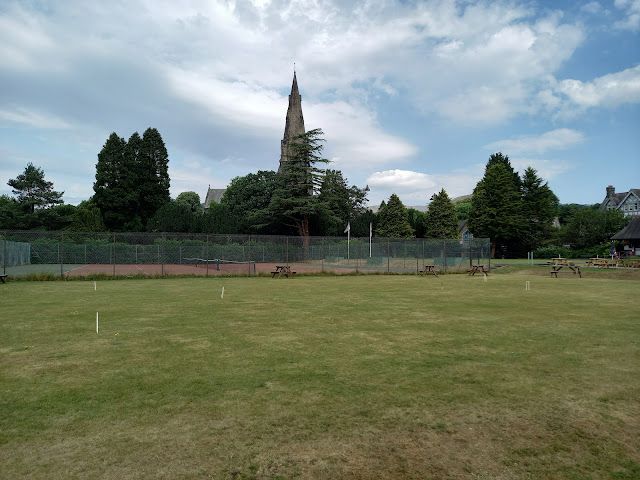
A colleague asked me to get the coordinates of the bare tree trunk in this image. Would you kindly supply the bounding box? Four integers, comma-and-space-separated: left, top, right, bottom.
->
294, 216, 311, 261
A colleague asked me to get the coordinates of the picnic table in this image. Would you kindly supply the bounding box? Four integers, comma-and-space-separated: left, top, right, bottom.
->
468, 264, 488, 276
586, 258, 611, 268
271, 265, 295, 278
0, 274, 7, 284
550, 263, 581, 278
420, 265, 439, 277
551, 257, 570, 266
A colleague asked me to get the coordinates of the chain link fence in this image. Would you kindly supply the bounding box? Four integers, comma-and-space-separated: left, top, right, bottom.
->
1, 230, 490, 278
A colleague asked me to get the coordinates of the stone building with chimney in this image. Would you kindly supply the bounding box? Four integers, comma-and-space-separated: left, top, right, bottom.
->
599, 185, 640, 217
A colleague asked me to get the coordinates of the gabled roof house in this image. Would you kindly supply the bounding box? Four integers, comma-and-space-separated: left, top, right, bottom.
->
600, 186, 640, 217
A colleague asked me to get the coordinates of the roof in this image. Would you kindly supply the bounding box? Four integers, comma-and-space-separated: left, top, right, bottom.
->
203, 188, 226, 209
600, 188, 640, 211
611, 216, 640, 240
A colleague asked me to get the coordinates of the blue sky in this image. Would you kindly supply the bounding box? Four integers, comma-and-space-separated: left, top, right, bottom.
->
1, 0, 639, 208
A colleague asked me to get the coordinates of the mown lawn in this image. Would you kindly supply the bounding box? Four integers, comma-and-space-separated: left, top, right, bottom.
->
1, 274, 638, 479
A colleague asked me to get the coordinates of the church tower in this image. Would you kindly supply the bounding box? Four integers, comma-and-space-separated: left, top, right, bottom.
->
278, 72, 306, 173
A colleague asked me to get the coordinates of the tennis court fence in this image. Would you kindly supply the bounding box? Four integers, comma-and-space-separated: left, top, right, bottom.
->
1, 230, 490, 278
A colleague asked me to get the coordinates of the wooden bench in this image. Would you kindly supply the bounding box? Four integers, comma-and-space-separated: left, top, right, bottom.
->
586, 258, 610, 268
271, 266, 295, 278
0, 274, 7, 284
420, 265, 439, 277
550, 264, 581, 278
468, 265, 488, 276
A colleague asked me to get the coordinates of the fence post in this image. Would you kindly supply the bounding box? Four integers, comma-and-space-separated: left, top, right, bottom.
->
387, 239, 390, 273
248, 236, 252, 276
206, 235, 209, 277
3, 231, 7, 275
416, 238, 419, 275
113, 232, 116, 277
321, 237, 324, 272
286, 237, 289, 267
60, 231, 64, 277
443, 240, 447, 274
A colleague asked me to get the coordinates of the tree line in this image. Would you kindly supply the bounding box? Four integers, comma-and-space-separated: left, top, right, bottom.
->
1, 128, 630, 258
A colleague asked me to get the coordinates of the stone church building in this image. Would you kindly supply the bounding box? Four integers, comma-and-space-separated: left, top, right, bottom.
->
204, 72, 305, 210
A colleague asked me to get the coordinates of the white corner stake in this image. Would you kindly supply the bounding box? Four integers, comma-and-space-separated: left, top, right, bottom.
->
96, 312, 99, 333
483, 272, 488, 283
94, 281, 97, 291
525, 281, 531, 291
221, 287, 224, 299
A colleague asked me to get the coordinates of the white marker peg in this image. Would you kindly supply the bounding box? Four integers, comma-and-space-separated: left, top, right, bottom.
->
221, 287, 224, 299
96, 312, 99, 333
94, 281, 97, 291
483, 273, 488, 282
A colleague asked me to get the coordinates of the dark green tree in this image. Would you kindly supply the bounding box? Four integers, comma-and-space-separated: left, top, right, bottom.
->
316, 169, 369, 236
376, 194, 414, 238
138, 128, 170, 225
70, 201, 107, 232
176, 192, 201, 213
469, 161, 525, 257
93, 132, 133, 230
7, 163, 64, 214
221, 170, 283, 234
39, 204, 76, 231
487, 152, 521, 189
202, 202, 238, 234
146, 200, 199, 233
406, 208, 427, 238
265, 128, 333, 243
520, 167, 559, 252
94, 129, 170, 231
350, 209, 377, 238
562, 209, 628, 250
424, 189, 458, 239
455, 197, 472, 220
0, 194, 20, 229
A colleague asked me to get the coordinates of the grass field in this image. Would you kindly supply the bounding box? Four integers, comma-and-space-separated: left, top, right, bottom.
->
1, 273, 639, 479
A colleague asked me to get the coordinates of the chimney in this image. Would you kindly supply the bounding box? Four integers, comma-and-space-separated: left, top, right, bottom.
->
606, 185, 615, 198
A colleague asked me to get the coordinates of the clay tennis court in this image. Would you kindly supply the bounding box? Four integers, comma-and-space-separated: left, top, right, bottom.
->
63, 261, 360, 277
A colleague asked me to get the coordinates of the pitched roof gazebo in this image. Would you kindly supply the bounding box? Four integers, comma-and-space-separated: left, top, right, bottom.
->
612, 216, 640, 255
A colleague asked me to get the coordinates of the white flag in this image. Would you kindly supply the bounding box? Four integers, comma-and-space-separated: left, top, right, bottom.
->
344, 222, 350, 234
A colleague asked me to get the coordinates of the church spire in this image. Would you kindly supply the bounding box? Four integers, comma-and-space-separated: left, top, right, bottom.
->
279, 71, 306, 173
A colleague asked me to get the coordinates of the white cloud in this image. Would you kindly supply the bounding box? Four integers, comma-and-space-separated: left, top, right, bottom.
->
366, 169, 481, 206
0, 107, 71, 129
581, 2, 602, 14
614, 0, 640, 30
0, 0, 636, 207
556, 65, 640, 109
306, 102, 418, 169
484, 129, 585, 155
509, 158, 574, 180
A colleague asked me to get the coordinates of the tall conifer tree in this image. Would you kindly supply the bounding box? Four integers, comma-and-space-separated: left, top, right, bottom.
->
376, 194, 414, 238
424, 189, 458, 239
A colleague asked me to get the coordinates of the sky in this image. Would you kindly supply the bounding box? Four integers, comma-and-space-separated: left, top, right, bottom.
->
1, 0, 639, 209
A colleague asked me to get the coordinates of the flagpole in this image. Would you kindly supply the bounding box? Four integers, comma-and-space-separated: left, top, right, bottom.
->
344, 221, 351, 264
369, 222, 372, 258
